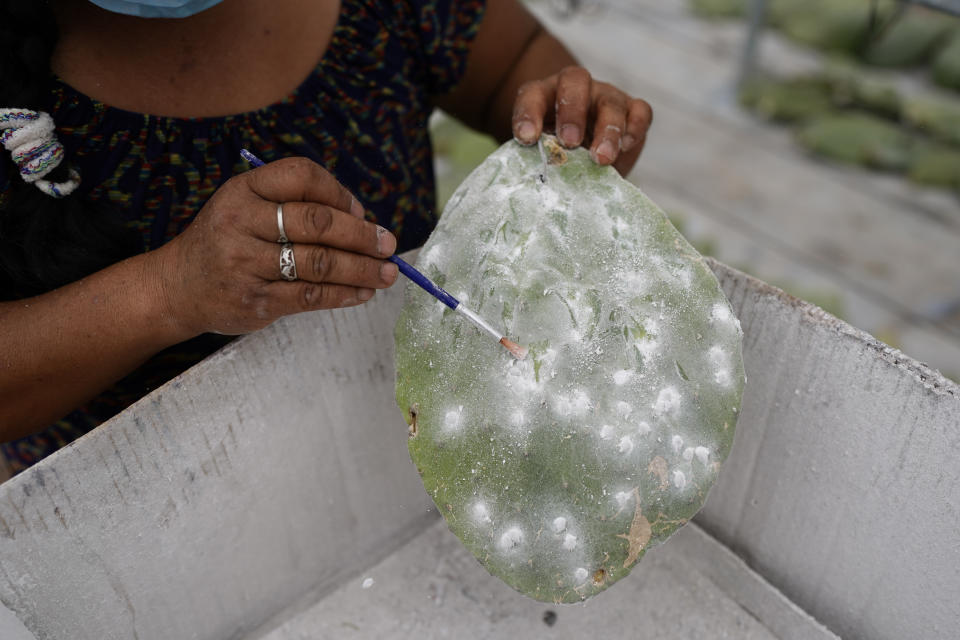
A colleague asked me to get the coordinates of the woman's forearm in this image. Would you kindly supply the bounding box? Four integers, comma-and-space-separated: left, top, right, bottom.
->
482, 27, 578, 142
433, 0, 578, 141
0, 247, 193, 440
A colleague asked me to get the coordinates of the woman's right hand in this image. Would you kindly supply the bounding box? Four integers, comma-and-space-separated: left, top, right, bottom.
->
155, 157, 399, 337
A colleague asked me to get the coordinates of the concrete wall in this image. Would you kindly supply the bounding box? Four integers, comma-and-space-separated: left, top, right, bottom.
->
0, 257, 956, 640
699, 259, 960, 640
0, 273, 434, 640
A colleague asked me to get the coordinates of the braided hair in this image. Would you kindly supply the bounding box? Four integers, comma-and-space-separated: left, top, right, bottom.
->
0, 0, 139, 300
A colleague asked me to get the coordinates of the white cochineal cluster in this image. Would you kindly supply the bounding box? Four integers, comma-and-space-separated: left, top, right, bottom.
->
395, 137, 744, 604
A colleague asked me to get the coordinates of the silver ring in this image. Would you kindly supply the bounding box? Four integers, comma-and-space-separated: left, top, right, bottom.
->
276, 203, 289, 244
279, 242, 297, 281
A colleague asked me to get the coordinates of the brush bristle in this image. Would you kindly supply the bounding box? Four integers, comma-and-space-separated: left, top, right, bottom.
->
500, 338, 528, 360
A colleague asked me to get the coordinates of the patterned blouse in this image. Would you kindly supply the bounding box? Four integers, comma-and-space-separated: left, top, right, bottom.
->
1, 0, 486, 474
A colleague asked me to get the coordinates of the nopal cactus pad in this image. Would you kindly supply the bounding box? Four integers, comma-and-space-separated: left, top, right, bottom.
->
394, 138, 744, 603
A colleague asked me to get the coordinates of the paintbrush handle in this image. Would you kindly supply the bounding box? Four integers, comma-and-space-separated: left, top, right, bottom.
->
240, 148, 265, 167
390, 256, 502, 340
388, 255, 459, 310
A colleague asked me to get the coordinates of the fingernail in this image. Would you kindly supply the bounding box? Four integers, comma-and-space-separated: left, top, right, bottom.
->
376, 225, 396, 256
621, 134, 636, 151
515, 121, 537, 145
351, 197, 365, 218
358, 288, 375, 301
342, 297, 358, 306
380, 261, 398, 284
595, 139, 617, 163
559, 124, 580, 148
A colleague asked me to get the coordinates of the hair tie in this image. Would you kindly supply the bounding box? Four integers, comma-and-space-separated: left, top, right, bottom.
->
0, 108, 81, 198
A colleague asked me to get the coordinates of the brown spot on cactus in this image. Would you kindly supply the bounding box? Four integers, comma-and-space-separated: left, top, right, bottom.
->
616, 490, 653, 568
648, 456, 670, 490
406, 404, 419, 437
542, 136, 568, 165
395, 138, 744, 602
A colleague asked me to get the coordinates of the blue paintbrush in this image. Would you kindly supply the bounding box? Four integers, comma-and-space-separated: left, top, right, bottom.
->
240, 149, 528, 360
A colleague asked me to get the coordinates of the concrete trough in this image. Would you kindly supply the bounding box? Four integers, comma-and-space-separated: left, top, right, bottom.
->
0, 256, 956, 639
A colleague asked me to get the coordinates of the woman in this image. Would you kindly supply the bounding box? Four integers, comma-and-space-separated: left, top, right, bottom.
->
0, 0, 652, 472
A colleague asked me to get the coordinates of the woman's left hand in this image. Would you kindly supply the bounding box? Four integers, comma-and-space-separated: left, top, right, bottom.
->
511, 66, 652, 177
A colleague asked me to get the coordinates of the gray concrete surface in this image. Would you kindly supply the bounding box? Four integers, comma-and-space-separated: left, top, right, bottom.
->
0, 601, 36, 640
702, 258, 960, 640
0, 273, 434, 640
255, 520, 837, 640
531, 0, 960, 378
0, 253, 955, 640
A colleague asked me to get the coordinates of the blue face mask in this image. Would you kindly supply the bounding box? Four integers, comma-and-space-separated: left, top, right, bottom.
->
88, 0, 224, 18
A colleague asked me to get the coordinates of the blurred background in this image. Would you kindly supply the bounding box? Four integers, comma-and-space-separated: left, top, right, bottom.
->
431, 0, 960, 382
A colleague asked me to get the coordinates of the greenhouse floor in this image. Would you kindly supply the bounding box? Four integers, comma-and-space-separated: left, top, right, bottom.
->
254, 518, 838, 640
526, 0, 960, 379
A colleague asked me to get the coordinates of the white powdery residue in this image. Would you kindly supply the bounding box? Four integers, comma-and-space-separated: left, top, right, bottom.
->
643, 317, 659, 335
653, 387, 682, 416
509, 410, 526, 428
618, 436, 635, 455
620, 270, 647, 297
537, 186, 560, 210
710, 303, 732, 324
523, 230, 539, 252
709, 345, 732, 386
444, 406, 464, 432
552, 517, 567, 533
613, 369, 633, 385
562, 534, 578, 550
487, 226, 509, 260
682, 447, 695, 462
635, 337, 659, 361
599, 424, 614, 440
672, 470, 687, 489
575, 567, 589, 582
570, 390, 592, 414
615, 490, 633, 509
361, 578, 374, 589
695, 446, 710, 465
473, 502, 492, 525
505, 359, 540, 395
613, 217, 630, 238
615, 401, 633, 419
568, 290, 596, 330
419, 243, 446, 269
555, 389, 591, 417
671, 435, 684, 454
535, 347, 558, 381
678, 266, 693, 289
499, 527, 525, 550
637, 421, 652, 436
